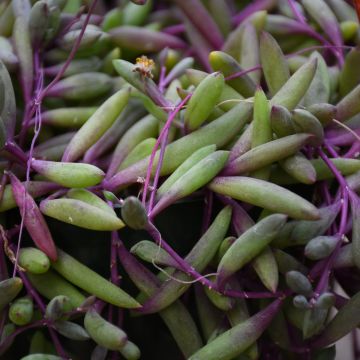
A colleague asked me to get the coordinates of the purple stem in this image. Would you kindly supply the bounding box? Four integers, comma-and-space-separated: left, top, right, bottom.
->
313, 149, 350, 295
232, 0, 275, 26
145, 222, 281, 299
3, 142, 28, 165
324, 141, 340, 158
162, 24, 185, 35
344, 142, 360, 158
58, 8, 86, 37
18, 49, 42, 147
174, 0, 224, 49
158, 65, 167, 93
39, 0, 99, 102
319, 149, 348, 190
13, 53, 45, 277
17, 271, 68, 359
17, 0, 98, 143
287, 0, 307, 24
285, 22, 344, 64
217, 195, 254, 235
326, 128, 360, 146
321, 182, 332, 206
226, 45, 353, 82
291, 44, 354, 56
141, 94, 191, 208
0, 320, 45, 353
225, 65, 262, 81
148, 126, 170, 213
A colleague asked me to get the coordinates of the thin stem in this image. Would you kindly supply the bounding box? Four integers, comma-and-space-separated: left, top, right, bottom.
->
148, 126, 169, 213
318, 149, 348, 190
145, 222, 282, 299
142, 94, 191, 208
17, 270, 68, 359
287, 0, 307, 24
344, 142, 360, 158
225, 45, 353, 82
313, 149, 350, 295
0, 320, 45, 353
225, 65, 261, 81
39, 0, 99, 102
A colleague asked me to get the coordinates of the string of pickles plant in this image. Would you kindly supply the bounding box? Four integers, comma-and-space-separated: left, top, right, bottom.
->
1, 0, 360, 359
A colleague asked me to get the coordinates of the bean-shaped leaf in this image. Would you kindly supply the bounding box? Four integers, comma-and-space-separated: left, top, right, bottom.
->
270, 58, 317, 111
272, 202, 341, 248
62, 88, 129, 162
304, 236, 338, 260
339, 48, 360, 96
54, 321, 90, 341
251, 87, 272, 180
209, 51, 257, 97
350, 192, 360, 269
209, 176, 319, 220
312, 291, 360, 348
84, 308, 128, 350
336, 83, 360, 122
270, 105, 296, 138
28, 270, 85, 307
118, 242, 203, 357
157, 144, 216, 197
18, 247, 50, 274
51, 248, 141, 309
184, 72, 224, 131
217, 214, 286, 285
303, 307, 328, 339
107, 114, 158, 177
302, 0, 342, 49
138, 206, 232, 314
285, 271, 312, 296
41, 107, 98, 128
130, 240, 181, 270
279, 153, 317, 185
260, 31, 290, 95
303, 52, 331, 106
152, 151, 229, 216
40, 198, 124, 231
204, 279, 236, 312
45, 295, 73, 321
0, 59, 16, 142
119, 137, 156, 170
31, 159, 104, 188
240, 23, 260, 84
119, 340, 141, 360
223, 134, 312, 176
121, 196, 148, 230
0, 277, 23, 311
46, 72, 112, 101
252, 246, 279, 293
13, 17, 33, 103
110, 26, 186, 52
9, 296, 33, 326
107, 102, 252, 190
66, 189, 116, 216
188, 299, 283, 360
292, 109, 324, 146
9, 173, 57, 261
